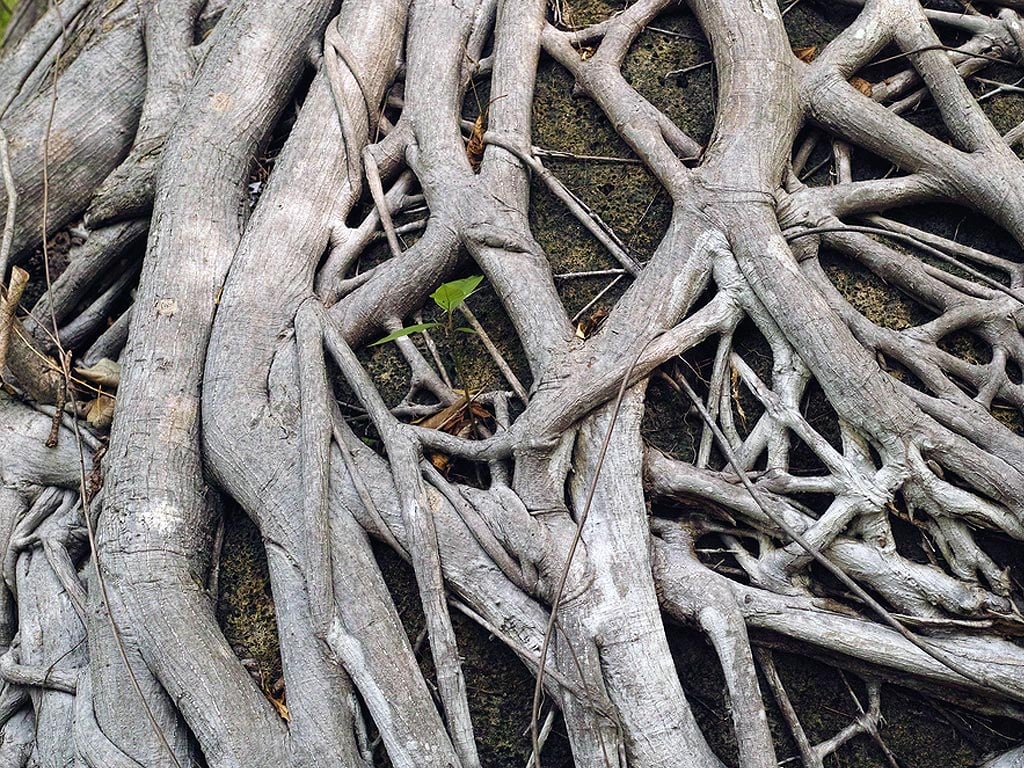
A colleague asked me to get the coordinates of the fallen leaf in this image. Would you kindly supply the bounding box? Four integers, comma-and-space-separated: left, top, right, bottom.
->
417, 396, 492, 476
428, 452, 450, 473
467, 113, 486, 172
85, 393, 116, 429
577, 307, 609, 339
849, 76, 873, 96
794, 46, 818, 63
268, 694, 290, 722
729, 366, 747, 429
75, 358, 121, 388
416, 396, 490, 434
418, 400, 469, 431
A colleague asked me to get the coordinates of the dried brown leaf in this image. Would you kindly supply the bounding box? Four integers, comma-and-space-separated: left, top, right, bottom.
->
418, 400, 468, 431
75, 357, 121, 388
269, 695, 290, 722
467, 113, 486, 171
849, 76, 873, 97
577, 307, 609, 339
416, 397, 490, 434
428, 452, 450, 473
793, 45, 818, 63
85, 393, 116, 429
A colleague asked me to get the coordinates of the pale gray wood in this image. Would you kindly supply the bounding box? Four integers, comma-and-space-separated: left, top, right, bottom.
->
3, 0, 1024, 765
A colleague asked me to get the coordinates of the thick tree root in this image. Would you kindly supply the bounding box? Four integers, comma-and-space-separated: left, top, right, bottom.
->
3, 0, 1024, 766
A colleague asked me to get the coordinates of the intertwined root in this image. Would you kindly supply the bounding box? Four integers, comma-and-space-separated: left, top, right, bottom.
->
1, 0, 1024, 766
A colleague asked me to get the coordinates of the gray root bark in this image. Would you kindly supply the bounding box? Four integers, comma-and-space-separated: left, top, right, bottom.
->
2, 0, 1024, 766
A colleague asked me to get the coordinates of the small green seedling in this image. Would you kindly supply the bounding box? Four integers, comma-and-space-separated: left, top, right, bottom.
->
369, 275, 483, 346
429, 274, 483, 313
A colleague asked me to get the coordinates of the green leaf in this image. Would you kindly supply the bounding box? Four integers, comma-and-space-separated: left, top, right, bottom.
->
368, 322, 440, 347
455, 327, 476, 334
431, 275, 484, 313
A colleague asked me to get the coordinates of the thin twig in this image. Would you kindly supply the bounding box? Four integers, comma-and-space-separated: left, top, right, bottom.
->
798, 155, 831, 182
44, 351, 66, 447
482, 133, 642, 275
418, 316, 454, 389
555, 268, 627, 280
781, 0, 805, 16
665, 60, 712, 77
362, 146, 402, 258
840, 674, 901, 768
525, 708, 556, 768
755, 648, 820, 768
867, 44, 1019, 69
646, 26, 707, 43
207, 512, 225, 610
571, 275, 624, 325
973, 75, 1024, 100
457, 303, 528, 403
8, 322, 111, 397
532, 146, 641, 165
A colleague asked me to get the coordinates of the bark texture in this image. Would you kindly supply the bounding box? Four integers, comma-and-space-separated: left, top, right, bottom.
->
1, 0, 1024, 766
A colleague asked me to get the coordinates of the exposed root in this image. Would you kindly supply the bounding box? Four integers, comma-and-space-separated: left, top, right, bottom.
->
2, 0, 1024, 766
